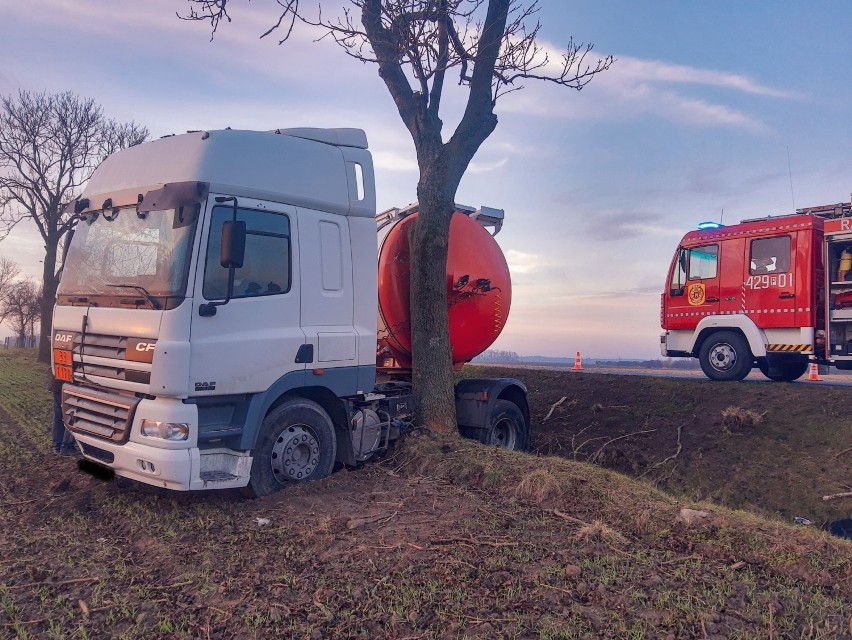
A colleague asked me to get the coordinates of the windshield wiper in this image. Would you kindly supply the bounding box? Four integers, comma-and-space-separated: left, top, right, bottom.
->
106, 284, 161, 310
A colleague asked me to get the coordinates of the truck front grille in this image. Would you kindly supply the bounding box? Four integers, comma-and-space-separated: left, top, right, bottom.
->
62, 386, 140, 442
56, 331, 154, 389
82, 363, 151, 384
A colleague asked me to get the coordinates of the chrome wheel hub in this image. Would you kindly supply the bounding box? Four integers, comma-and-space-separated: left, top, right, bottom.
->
271, 425, 320, 483
709, 343, 736, 371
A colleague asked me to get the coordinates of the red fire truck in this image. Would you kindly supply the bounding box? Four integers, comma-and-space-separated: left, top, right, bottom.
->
660, 200, 852, 381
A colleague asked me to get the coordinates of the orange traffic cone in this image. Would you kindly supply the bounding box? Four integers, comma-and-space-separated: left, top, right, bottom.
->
572, 351, 583, 370
808, 362, 820, 381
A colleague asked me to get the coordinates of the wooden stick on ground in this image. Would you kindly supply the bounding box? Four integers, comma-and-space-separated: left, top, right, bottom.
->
543, 397, 567, 423
833, 445, 852, 460
822, 491, 852, 502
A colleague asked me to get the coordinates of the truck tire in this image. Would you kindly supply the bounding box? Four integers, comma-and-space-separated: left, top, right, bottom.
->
698, 331, 752, 381
244, 398, 337, 498
478, 400, 530, 452
758, 359, 809, 382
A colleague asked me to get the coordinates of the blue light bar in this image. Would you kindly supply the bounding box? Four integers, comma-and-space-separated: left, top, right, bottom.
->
697, 221, 724, 230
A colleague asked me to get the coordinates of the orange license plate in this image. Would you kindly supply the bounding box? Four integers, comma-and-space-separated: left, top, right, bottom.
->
55, 365, 73, 382
54, 349, 73, 366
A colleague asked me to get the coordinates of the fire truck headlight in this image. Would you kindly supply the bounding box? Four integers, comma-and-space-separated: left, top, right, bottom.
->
141, 419, 189, 441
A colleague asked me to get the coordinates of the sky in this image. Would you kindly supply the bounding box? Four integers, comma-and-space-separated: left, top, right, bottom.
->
3, 1, 852, 359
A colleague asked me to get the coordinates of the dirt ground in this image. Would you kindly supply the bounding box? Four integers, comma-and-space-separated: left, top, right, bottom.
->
483, 364, 852, 525
2, 352, 852, 638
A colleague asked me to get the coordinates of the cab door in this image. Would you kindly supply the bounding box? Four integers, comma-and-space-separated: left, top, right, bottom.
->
189, 198, 305, 396
664, 243, 721, 330
743, 233, 797, 330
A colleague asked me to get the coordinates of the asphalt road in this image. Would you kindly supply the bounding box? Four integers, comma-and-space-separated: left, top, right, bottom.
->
478, 362, 852, 387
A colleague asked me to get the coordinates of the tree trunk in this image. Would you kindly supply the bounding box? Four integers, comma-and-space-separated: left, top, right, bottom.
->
38, 242, 58, 363
409, 171, 457, 433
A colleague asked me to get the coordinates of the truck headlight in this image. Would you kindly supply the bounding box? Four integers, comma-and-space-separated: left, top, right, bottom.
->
141, 419, 189, 441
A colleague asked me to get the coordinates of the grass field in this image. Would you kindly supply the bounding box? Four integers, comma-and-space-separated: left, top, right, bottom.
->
0, 349, 851, 639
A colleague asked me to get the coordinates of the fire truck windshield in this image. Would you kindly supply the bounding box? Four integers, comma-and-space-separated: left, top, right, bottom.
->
59, 206, 198, 299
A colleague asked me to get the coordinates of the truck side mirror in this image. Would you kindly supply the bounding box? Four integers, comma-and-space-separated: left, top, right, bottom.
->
220, 220, 246, 268
200, 196, 241, 317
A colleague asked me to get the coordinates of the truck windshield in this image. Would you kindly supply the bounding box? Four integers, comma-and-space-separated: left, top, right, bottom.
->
59, 207, 198, 299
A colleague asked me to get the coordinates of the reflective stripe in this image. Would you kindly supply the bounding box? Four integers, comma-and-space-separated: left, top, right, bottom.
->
765, 344, 811, 352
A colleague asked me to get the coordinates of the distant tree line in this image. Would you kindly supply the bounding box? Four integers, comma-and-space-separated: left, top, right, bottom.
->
0, 257, 41, 346
474, 349, 521, 363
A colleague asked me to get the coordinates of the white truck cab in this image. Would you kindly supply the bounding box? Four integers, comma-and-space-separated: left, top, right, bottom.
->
54, 128, 530, 495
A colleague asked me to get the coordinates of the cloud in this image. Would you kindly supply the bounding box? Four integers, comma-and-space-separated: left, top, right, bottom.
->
573, 285, 663, 299
600, 83, 770, 133
498, 46, 794, 132
576, 210, 683, 242
505, 249, 540, 274
6, 0, 364, 93
468, 157, 508, 173
372, 151, 418, 172
610, 55, 798, 99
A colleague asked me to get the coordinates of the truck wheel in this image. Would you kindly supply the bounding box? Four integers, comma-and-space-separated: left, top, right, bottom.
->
698, 331, 752, 381
244, 398, 337, 498
480, 400, 530, 452
759, 359, 808, 382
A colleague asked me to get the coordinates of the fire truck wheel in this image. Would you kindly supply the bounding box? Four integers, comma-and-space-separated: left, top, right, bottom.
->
479, 400, 530, 452
243, 398, 337, 498
758, 359, 809, 382
699, 331, 753, 381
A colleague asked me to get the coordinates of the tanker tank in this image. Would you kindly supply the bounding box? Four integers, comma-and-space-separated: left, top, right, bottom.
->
376, 205, 512, 371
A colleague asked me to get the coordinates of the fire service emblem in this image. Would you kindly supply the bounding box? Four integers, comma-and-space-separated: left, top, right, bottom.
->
687, 283, 706, 306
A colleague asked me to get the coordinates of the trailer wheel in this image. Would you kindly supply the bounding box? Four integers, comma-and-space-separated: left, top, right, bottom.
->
479, 400, 530, 452
758, 359, 809, 382
698, 331, 752, 381
243, 398, 337, 498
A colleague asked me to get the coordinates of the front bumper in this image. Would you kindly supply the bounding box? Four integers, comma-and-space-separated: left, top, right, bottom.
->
65, 387, 250, 491
75, 433, 194, 490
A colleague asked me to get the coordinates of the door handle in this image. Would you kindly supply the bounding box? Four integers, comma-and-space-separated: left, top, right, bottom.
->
779, 292, 795, 299
705, 297, 719, 303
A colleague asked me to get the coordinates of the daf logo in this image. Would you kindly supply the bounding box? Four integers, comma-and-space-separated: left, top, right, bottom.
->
135, 343, 156, 352
54, 333, 74, 343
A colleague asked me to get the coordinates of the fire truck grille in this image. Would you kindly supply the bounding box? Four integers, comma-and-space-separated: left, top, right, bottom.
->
62, 386, 140, 443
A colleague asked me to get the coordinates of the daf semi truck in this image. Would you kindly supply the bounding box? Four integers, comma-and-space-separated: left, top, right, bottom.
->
52, 127, 529, 496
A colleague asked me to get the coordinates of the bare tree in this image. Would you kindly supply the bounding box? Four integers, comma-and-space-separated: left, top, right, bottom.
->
0, 257, 21, 338
0, 91, 149, 361
1, 279, 42, 346
180, 0, 612, 432
0, 257, 20, 306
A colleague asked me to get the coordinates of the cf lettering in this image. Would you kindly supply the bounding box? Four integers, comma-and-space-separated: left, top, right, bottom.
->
135, 343, 156, 352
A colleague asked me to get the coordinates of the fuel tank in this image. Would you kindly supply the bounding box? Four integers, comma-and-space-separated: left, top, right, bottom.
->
377, 209, 511, 369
